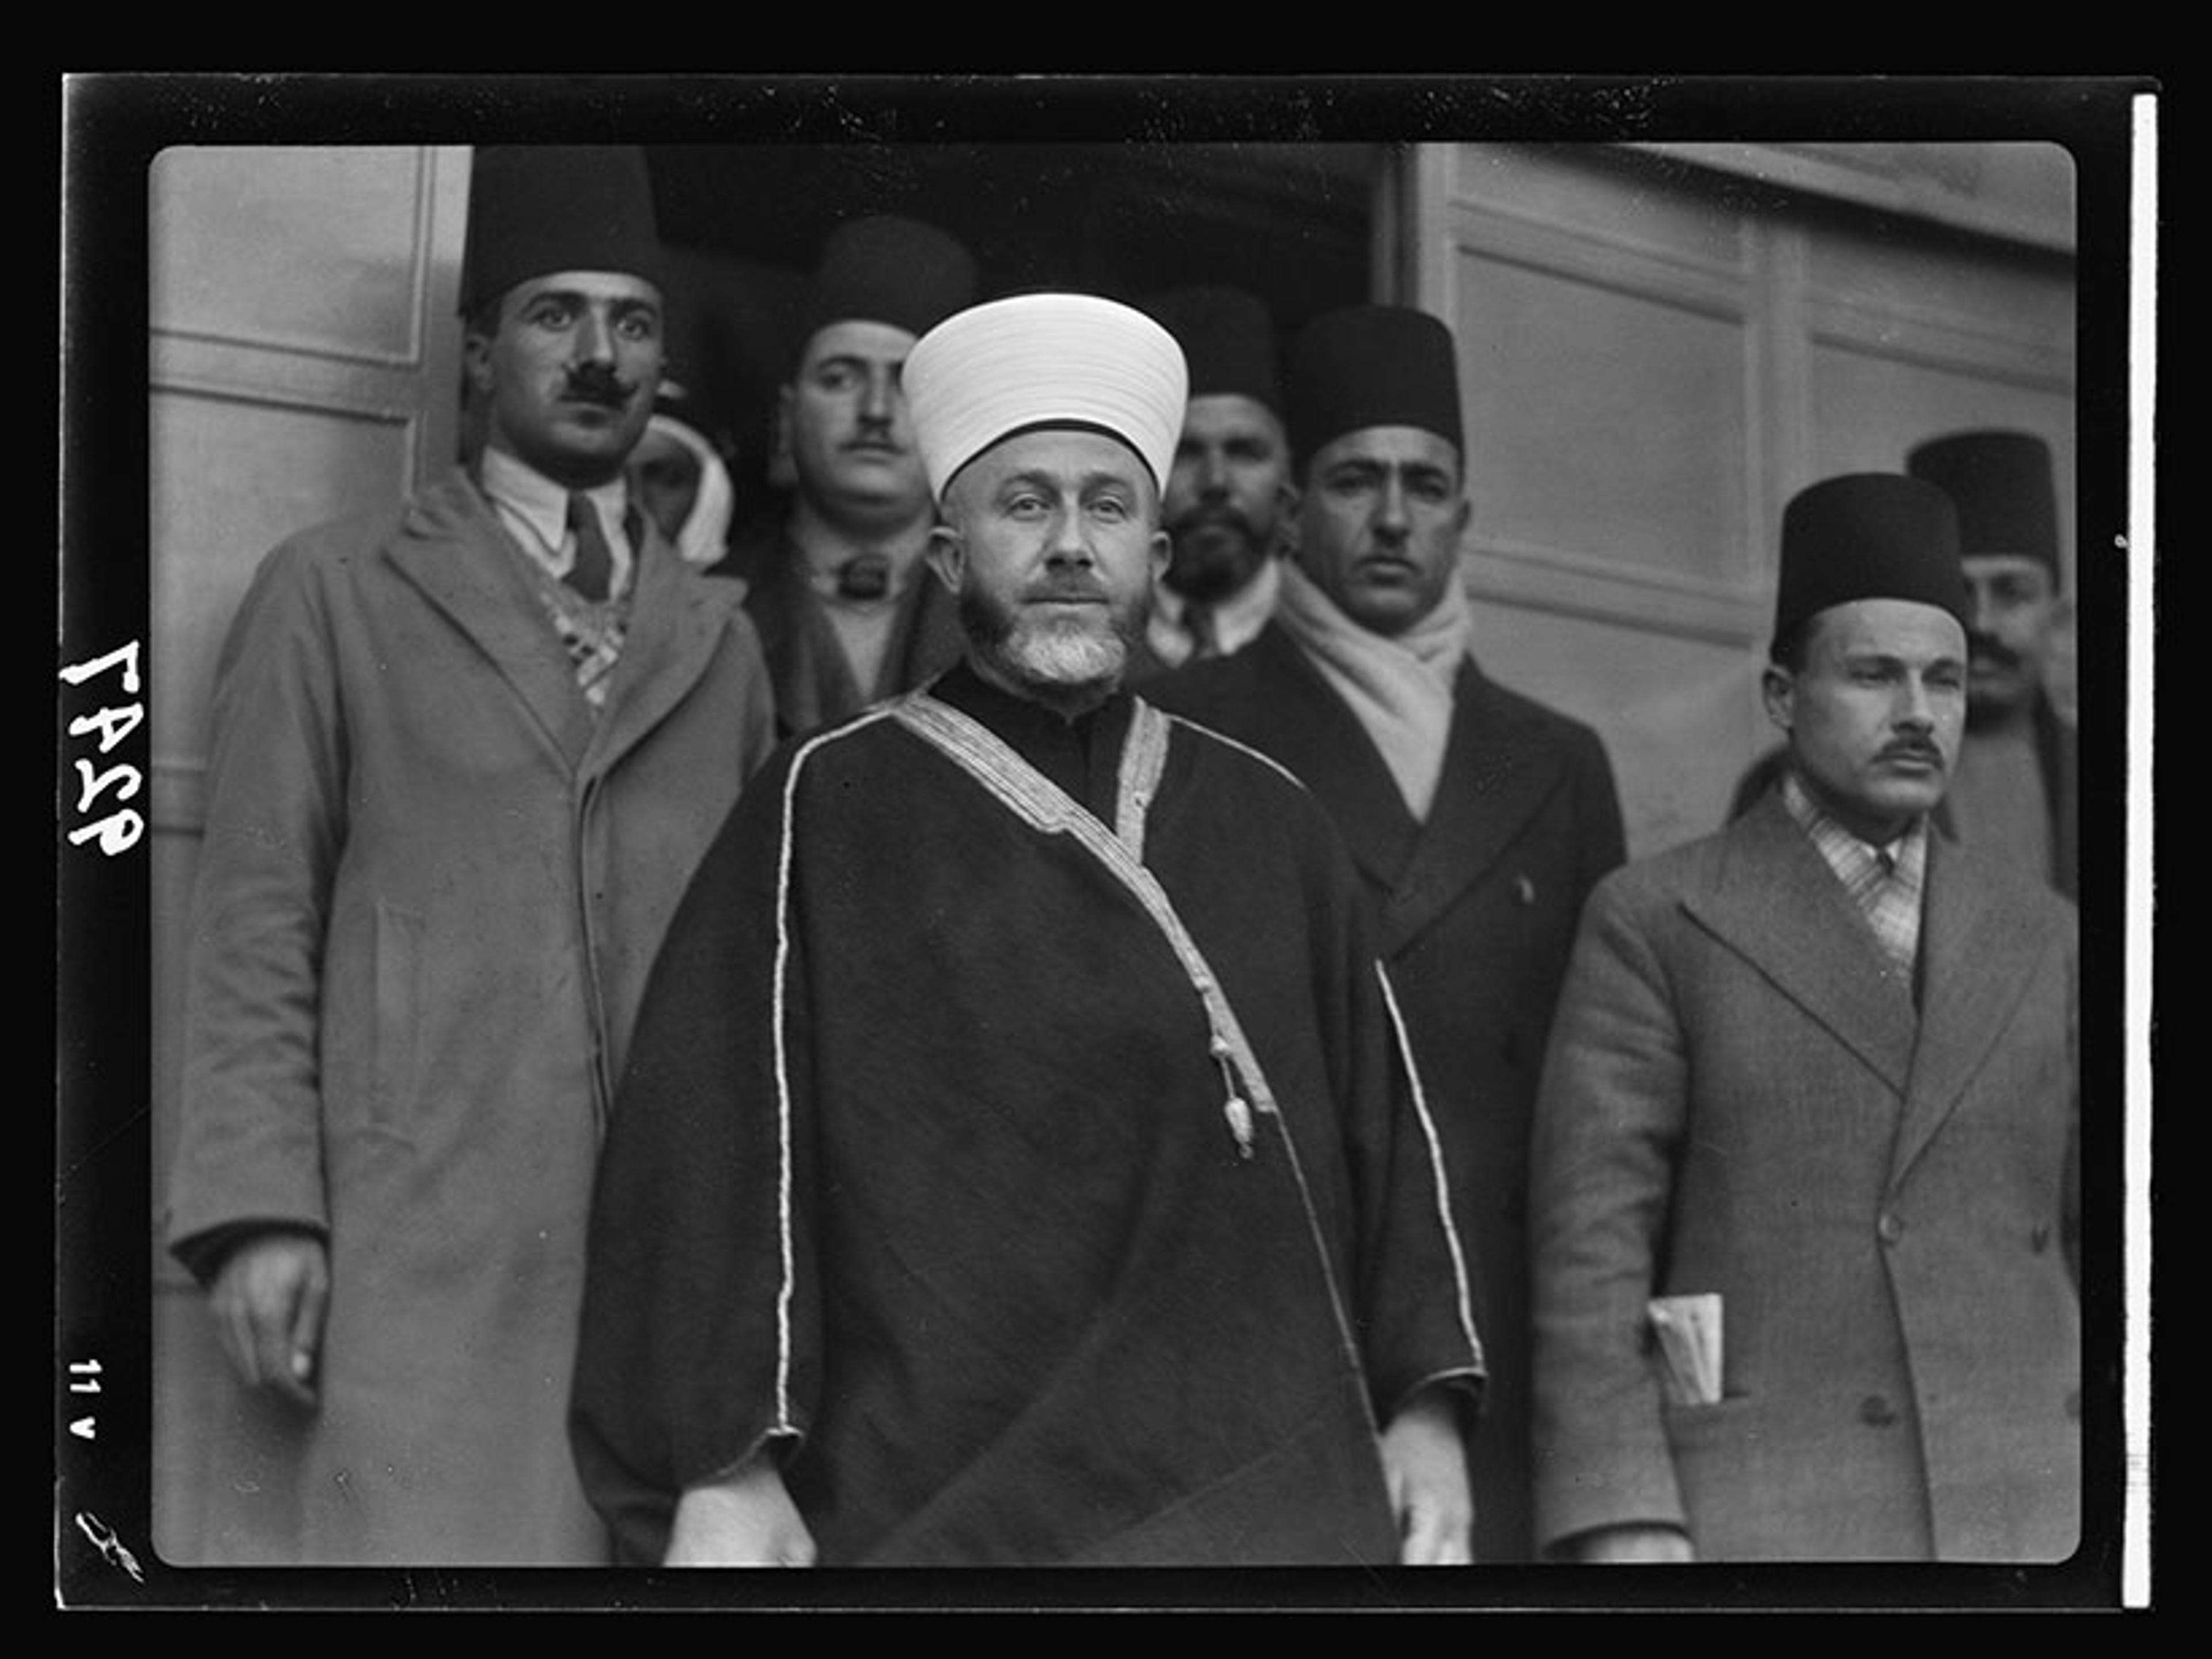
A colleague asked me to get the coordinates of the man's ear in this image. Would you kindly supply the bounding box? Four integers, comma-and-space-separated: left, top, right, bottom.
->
1760, 664, 1796, 735
925, 524, 965, 596
1270, 481, 1300, 556
461, 330, 495, 401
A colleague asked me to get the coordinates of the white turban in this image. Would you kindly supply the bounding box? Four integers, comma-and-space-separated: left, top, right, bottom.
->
902, 293, 1188, 501
639, 411, 735, 568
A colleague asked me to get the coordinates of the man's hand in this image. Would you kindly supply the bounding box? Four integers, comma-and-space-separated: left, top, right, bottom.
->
208, 1232, 328, 1408
1378, 1387, 1475, 1565
666, 1457, 818, 1567
1571, 1523, 1695, 1563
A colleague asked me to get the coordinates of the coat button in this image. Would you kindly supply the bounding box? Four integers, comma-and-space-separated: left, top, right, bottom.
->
2030, 1222, 2052, 1253
1514, 873, 1537, 906
1859, 1394, 1899, 1427
1877, 1211, 1904, 1245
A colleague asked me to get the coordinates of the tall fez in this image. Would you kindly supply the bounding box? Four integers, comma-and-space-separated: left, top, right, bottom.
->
1287, 303, 1464, 471
459, 145, 666, 319
1143, 286, 1283, 414
1772, 473, 1971, 655
796, 214, 980, 351
903, 293, 1188, 501
1906, 429, 2062, 575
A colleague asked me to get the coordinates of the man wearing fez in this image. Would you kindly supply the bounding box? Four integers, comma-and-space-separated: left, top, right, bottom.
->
571, 293, 1484, 1568
1907, 429, 2078, 900
1135, 285, 1297, 673
161, 146, 778, 1565
1147, 303, 1625, 1563
1529, 475, 2080, 1563
719, 213, 977, 736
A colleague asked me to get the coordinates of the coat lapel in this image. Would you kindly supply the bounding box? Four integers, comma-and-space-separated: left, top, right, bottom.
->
1384, 658, 1571, 954
1241, 627, 1421, 892
1888, 833, 2061, 1188
1681, 796, 1921, 1097
582, 528, 744, 785
385, 476, 596, 770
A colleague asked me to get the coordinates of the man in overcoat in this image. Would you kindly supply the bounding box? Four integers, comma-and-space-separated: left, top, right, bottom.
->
1907, 429, 2079, 900
1146, 303, 1625, 1562
714, 213, 976, 736
1528, 473, 2080, 1563
161, 145, 779, 1565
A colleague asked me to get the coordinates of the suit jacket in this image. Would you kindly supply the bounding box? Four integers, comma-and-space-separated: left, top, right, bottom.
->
732, 521, 965, 739
1528, 791, 2081, 1562
163, 471, 779, 1564
1146, 622, 1626, 1562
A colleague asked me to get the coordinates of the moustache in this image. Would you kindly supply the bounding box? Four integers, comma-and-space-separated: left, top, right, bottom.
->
1171, 505, 1255, 537
1021, 578, 1112, 606
1967, 631, 2022, 671
562, 366, 641, 408
1877, 739, 1948, 767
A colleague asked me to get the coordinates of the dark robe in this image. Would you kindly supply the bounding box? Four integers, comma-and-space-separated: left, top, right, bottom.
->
1146, 623, 1626, 1562
570, 663, 1485, 1567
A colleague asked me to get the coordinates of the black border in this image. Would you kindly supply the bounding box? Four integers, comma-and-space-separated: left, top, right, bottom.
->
57, 72, 2152, 1613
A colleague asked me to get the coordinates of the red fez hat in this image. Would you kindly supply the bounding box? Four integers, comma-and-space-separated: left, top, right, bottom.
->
1773, 474, 1970, 652
460, 145, 665, 317
796, 214, 979, 354
1906, 429, 2061, 575
1287, 304, 1463, 472
1142, 286, 1283, 414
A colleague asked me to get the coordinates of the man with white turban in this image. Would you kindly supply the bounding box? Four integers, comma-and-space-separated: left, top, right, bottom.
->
571, 292, 1485, 1569
626, 390, 737, 569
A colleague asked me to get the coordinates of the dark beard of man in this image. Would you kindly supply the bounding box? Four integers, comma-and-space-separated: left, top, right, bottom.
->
957, 580, 1145, 717
1964, 630, 2036, 730
1164, 509, 1269, 604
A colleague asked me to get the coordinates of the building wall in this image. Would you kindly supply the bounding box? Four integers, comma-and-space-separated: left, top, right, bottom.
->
1406, 142, 2076, 858
146, 145, 471, 1563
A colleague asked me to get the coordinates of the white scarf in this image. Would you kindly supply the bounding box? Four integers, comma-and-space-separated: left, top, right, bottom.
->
1273, 560, 1470, 822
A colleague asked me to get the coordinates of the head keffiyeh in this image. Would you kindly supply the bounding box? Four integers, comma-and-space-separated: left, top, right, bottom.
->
643, 411, 736, 568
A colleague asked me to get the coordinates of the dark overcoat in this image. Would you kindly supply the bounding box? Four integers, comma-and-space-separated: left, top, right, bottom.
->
1146, 623, 1625, 1562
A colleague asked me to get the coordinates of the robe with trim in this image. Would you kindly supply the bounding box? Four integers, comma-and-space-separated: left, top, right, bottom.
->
571, 664, 1484, 1566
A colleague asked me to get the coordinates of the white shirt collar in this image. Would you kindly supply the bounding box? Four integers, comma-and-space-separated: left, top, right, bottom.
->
478, 445, 638, 600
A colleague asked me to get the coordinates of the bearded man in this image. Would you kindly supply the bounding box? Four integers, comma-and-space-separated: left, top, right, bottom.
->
570, 292, 1486, 1569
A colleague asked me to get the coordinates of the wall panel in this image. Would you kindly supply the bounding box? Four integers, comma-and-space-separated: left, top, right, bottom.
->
1410, 142, 2076, 859
146, 145, 468, 1565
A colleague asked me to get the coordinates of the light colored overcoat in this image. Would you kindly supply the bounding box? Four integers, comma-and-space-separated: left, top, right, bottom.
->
164, 472, 777, 1564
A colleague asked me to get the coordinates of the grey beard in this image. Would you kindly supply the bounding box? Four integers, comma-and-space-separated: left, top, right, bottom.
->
960, 587, 1140, 710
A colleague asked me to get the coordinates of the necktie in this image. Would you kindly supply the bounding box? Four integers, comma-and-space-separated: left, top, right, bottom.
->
565, 493, 614, 603
1851, 848, 1918, 975
837, 554, 892, 601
